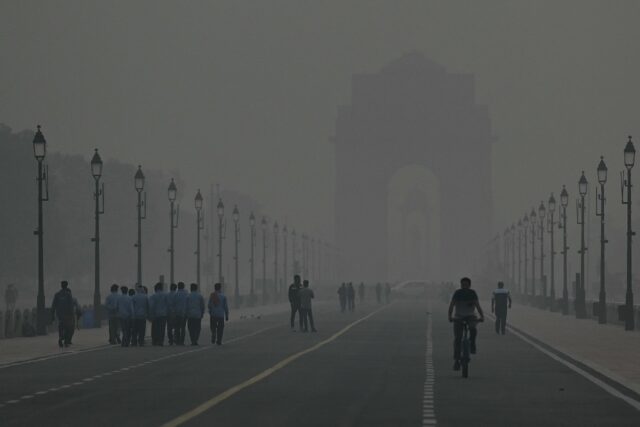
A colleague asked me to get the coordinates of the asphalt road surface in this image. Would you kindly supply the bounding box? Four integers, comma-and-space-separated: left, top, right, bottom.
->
1, 292, 640, 426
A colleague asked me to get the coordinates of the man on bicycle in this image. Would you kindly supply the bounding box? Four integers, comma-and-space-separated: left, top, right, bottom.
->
448, 277, 485, 371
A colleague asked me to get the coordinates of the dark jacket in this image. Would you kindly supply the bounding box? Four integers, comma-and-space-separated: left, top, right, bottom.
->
288, 284, 301, 305
51, 289, 74, 320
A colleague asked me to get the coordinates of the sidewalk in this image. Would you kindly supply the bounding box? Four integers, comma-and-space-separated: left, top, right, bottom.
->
494, 301, 640, 395
0, 303, 292, 367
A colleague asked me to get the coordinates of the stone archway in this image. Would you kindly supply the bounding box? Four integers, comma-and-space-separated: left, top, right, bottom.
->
333, 53, 494, 282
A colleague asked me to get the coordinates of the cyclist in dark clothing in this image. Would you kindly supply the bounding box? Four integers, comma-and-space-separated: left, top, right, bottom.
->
448, 277, 484, 371
288, 275, 303, 331
491, 281, 512, 335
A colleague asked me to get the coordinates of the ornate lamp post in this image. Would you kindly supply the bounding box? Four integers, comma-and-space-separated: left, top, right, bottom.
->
217, 198, 225, 285
596, 157, 608, 323
283, 225, 289, 285
233, 205, 240, 307
195, 190, 204, 285
91, 149, 105, 327
510, 224, 516, 289
547, 193, 556, 311
560, 186, 570, 315
168, 179, 179, 284
261, 217, 268, 304
523, 214, 529, 295
292, 229, 298, 274
538, 201, 546, 303
530, 208, 537, 297
274, 221, 279, 297
249, 212, 256, 301
576, 171, 588, 318
134, 166, 146, 287
517, 219, 523, 294
623, 136, 636, 330
33, 126, 49, 335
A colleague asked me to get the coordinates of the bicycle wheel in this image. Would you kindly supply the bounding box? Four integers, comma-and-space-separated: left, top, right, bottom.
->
461, 339, 470, 378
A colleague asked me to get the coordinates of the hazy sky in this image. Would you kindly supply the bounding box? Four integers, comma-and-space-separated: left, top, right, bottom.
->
2, 0, 639, 240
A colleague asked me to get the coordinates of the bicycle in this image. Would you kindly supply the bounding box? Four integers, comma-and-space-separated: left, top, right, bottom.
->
455, 316, 484, 378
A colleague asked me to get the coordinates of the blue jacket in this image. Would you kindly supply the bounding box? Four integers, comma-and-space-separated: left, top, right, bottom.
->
116, 294, 134, 319
186, 291, 205, 319
132, 291, 149, 319
149, 291, 169, 318
174, 289, 188, 317
105, 291, 119, 318
208, 292, 229, 319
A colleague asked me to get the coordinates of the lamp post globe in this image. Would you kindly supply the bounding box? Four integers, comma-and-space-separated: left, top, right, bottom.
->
579, 171, 588, 197
548, 194, 556, 214
624, 136, 636, 170
33, 125, 47, 160
135, 165, 145, 192
560, 186, 569, 208
168, 179, 177, 202
91, 149, 103, 179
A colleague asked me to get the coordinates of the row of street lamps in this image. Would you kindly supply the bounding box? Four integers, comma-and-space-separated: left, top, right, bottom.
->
500, 136, 636, 330
30, 126, 335, 332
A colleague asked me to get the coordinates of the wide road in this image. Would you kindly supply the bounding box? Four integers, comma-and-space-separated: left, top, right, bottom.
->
1, 289, 640, 426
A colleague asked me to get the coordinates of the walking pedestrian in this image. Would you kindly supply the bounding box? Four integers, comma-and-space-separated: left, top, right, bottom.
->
299, 280, 317, 333
167, 283, 177, 345
288, 275, 303, 331
208, 283, 229, 345
358, 282, 365, 304
375, 283, 382, 304
105, 284, 120, 344
186, 283, 205, 345
491, 281, 512, 335
174, 282, 188, 345
337, 283, 347, 313
149, 282, 168, 346
50, 281, 75, 348
116, 286, 134, 347
347, 283, 356, 312
132, 285, 149, 346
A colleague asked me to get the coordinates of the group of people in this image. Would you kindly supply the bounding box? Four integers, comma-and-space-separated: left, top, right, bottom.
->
337, 282, 391, 312
288, 275, 317, 332
105, 281, 229, 347
447, 277, 512, 371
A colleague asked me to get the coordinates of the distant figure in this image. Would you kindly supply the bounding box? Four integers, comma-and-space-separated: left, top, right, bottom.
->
375, 283, 382, 304
167, 283, 178, 345
105, 284, 121, 344
116, 286, 134, 347
358, 282, 365, 304
50, 281, 75, 348
299, 280, 317, 333
5, 284, 17, 312
132, 285, 149, 346
288, 275, 303, 331
174, 282, 189, 345
149, 282, 168, 346
68, 296, 82, 344
337, 283, 347, 313
186, 283, 205, 345
385, 283, 391, 304
347, 283, 356, 312
208, 283, 229, 345
491, 281, 512, 335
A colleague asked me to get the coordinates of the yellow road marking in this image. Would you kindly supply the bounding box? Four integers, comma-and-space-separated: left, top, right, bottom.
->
161, 305, 389, 427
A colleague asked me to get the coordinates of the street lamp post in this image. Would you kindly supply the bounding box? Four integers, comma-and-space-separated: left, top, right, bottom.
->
576, 171, 588, 319
283, 225, 288, 285
195, 190, 203, 285
33, 126, 49, 335
261, 217, 268, 304
560, 186, 570, 315
530, 208, 537, 297
538, 201, 546, 304
510, 224, 516, 289
523, 214, 529, 295
217, 199, 225, 285
547, 193, 556, 311
134, 166, 146, 287
292, 229, 298, 275
622, 136, 636, 330
91, 149, 105, 327
302, 234, 309, 279
233, 206, 240, 307
168, 179, 179, 284
274, 222, 279, 297
249, 213, 256, 302
596, 157, 608, 324
517, 219, 522, 294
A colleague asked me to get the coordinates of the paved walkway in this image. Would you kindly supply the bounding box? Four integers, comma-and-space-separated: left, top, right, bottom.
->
493, 301, 640, 395
0, 303, 293, 366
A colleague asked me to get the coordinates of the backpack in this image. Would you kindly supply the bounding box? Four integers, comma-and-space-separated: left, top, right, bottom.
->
210, 292, 220, 307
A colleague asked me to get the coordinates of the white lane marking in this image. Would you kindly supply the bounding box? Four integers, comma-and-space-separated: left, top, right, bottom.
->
0, 326, 276, 410
422, 309, 438, 426
507, 324, 640, 412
